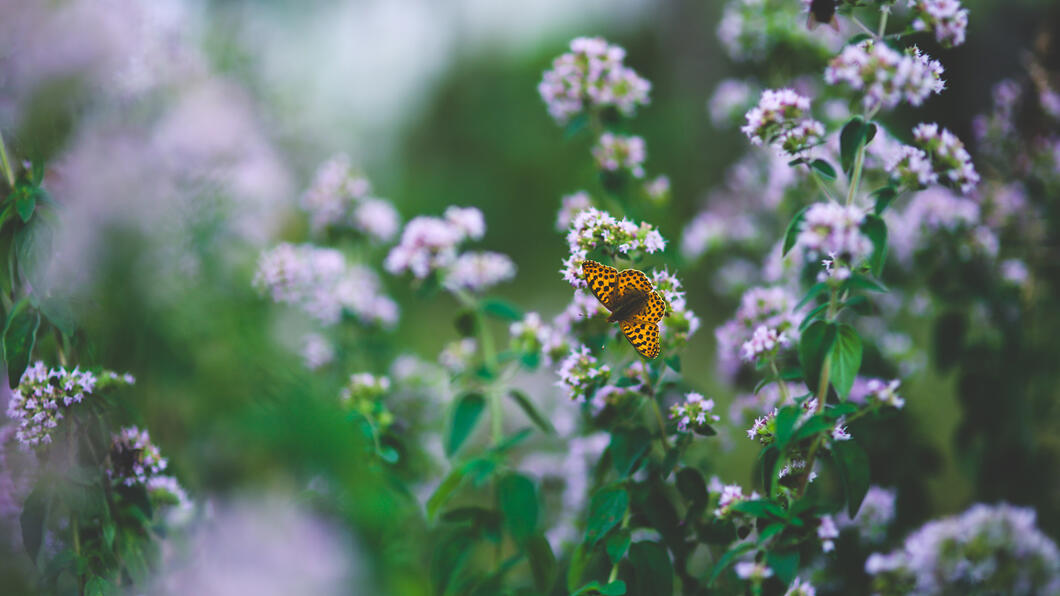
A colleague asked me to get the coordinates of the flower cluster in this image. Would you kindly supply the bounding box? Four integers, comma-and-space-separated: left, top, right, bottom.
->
909, 0, 969, 48
146, 475, 193, 525
849, 377, 906, 409
592, 133, 647, 178
556, 345, 611, 402
384, 207, 483, 279
740, 325, 791, 363
715, 286, 802, 380
886, 187, 988, 265
885, 145, 937, 190
340, 373, 394, 431
824, 41, 945, 111
5, 362, 126, 448
818, 514, 839, 552
299, 154, 400, 241
784, 577, 817, 596
735, 561, 773, 582
709, 78, 757, 128
797, 202, 873, 263
107, 426, 168, 487
714, 482, 761, 518
741, 89, 824, 157
301, 333, 335, 370
643, 175, 671, 203
560, 208, 666, 287
866, 503, 1060, 595
837, 485, 896, 543
555, 191, 593, 232
911, 122, 980, 194
651, 269, 700, 350
442, 252, 516, 293
439, 338, 478, 373
537, 37, 651, 125
254, 243, 398, 327
669, 392, 720, 433
509, 312, 551, 357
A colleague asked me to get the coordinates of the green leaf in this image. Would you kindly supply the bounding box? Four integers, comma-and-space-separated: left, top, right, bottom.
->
795, 282, 828, 311
833, 440, 871, 517
427, 466, 468, 520
526, 534, 557, 594
810, 159, 837, 181
782, 205, 810, 256
567, 543, 590, 592
729, 499, 786, 520
446, 392, 486, 456
798, 320, 837, 394
799, 301, 831, 331
85, 576, 113, 596
664, 355, 681, 373
609, 427, 651, 477
498, 473, 538, 544
767, 550, 800, 585
829, 324, 863, 399
584, 486, 628, 545
773, 406, 800, 450
507, 390, 555, 435
843, 273, 888, 293
675, 468, 707, 505
872, 185, 898, 215
709, 542, 756, 584
861, 215, 888, 276
20, 484, 47, 562
840, 117, 875, 174
4, 303, 40, 388
760, 445, 780, 498
605, 528, 631, 564
792, 414, 834, 442
15, 193, 36, 223
564, 113, 590, 140
629, 542, 673, 596
758, 522, 785, 543
488, 428, 532, 456
481, 298, 523, 321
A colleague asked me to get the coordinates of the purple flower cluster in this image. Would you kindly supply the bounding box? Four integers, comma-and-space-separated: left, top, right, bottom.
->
825, 41, 945, 111
908, 0, 969, 48
837, 485, 896, 543
300, 154, 400, 241
555, 191, 593, 232
108, 426, 168, 486
866, 503, 1060, 595
715, 286, 802, 380
911, 123, 980, 194
742, 89, 824, 157
556, 345, 611, 402
560, 208, 666, 288
849, 377, 906, 409
6, 362, 106, 448
592, 133, 647, 178
538, 37, 651, 125
442, 252, 516, 293
669, 392, 720, 433
254, 243, 398, 327
740, 325, 792, 363
797, 202, 873, 262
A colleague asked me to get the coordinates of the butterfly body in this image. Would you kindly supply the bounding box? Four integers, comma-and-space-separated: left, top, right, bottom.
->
581, 260, 666, 359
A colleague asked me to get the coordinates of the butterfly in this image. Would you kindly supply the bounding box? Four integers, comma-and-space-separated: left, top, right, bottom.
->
582, 260, 667, 359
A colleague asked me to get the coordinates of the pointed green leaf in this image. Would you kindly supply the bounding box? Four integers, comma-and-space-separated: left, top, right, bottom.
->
833, 440, 871, 517
610, 427, 651, 477
481, 298, 523, 321
447, 392, 486, 456
4, 304, 40, 388
810, 159, 837, 181
584, 486, 628, 545
861, 214, 888, 276
829, 324, 862, 399
798, 320, 837, 394
507, 390, 555, 435
605, 528, 631, 564
629, 542, 673, 596
498, 473, 538, 544
782, 205, 810, 256
526, 534, 557, 594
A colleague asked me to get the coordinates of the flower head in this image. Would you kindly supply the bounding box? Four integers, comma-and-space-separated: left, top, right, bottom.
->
5, 362, 122, 448
909, 0, 969, 48
340, 373, 393, 430
561, 208, 666, 288
825, 41, 945, 111
442, 251, 516, 293
556, 345, 611, 402
797, 202, 873, 262
911, 122, 979, 194
538, 37, 651, 125
108, 426, 168, 486
592, 133, 647, 178
669, 392, 720, 433
741, 89, 824, 156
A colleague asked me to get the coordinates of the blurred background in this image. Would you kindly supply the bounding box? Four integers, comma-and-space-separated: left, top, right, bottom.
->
2, 0, 1059, 593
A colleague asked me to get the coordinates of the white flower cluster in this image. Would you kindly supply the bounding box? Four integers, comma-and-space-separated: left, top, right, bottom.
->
669, 392, 720, 433
254, 243, 398, 327
797, 202, 874, 262
108, 426, 168, 486
556, 345, 611, 402
592, 133, 647, 178
740, 325, 791, 363
735, 561, 774, 581
643, 175, 671, 203
784, 577, 817, 596
561, 208, 667, 288
825, 41, 945, 111
818, 514, 840, 552
5, 362, 114, 448
909, 0, 969, 48
886, 144, 937, 189
866, 503, 1060, 595
911, 122, 980, 194
538, 37, 651, 125
715, 286, 802, 380
741, 89, 824, 157
299, 154, 400, 241
301, 333, 335, 370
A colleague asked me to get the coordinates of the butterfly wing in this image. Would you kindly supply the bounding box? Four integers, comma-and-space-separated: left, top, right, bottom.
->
582, 260, 619, 309
620, 320, 660, 359
616, 269, 667, 324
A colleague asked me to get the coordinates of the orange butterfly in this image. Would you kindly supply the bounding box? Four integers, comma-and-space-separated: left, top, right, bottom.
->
582, 260, 666, 359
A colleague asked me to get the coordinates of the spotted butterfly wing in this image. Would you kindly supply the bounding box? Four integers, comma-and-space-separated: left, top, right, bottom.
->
582, 260, 619, 308
581, 260, 666, 359
620, 320, 660, 359
616, 269, 666, 324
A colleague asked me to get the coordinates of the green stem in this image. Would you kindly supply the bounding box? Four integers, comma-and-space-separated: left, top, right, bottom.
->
607, 506, 632, 583
454, 288, 502, 444
845, 143, 867, 207
0, 129, 13, 190
643, 366, 672, 451
769, 359, 791, 404
807, 165, 840, 202
850, 15, 876, 38
877, 8, 889, 38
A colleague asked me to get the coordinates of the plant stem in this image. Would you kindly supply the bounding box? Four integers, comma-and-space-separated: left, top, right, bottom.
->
807, 165, 840, 202
769, 359, 791, 404
845, 143, 867, 207
0, 129, 14, 189
643, 366, 672, 451
877, 8, 890, 38
607, 506, 632, 583
850, 15, 875, 37
454, 288, 503, 444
